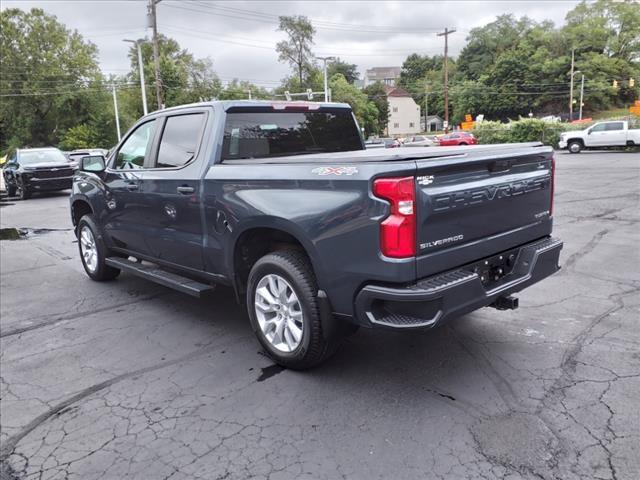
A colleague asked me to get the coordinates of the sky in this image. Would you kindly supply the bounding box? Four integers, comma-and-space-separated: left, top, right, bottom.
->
2, 0, 584, 87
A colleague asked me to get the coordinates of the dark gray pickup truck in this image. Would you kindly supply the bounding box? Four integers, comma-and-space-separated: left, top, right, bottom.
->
70, 100, 562, 368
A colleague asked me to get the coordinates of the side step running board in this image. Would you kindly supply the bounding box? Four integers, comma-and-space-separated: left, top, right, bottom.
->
105, 257, 215, 298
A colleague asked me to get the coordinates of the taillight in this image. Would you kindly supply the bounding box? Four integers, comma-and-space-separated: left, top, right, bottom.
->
550, 156, 555, 217
373, 176, 416, 258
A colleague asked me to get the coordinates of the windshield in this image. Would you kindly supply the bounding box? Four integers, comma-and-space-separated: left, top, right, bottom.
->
222, 108, 363, 160
19, 149, 68, 165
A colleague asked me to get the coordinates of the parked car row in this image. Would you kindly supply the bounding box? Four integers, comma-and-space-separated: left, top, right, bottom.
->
366, 132, 478, 149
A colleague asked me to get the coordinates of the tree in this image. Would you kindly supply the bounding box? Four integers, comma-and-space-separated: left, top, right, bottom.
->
276, 16, 316, 88
329, 74, 378, 135
363, 82, 389, 135
219, 79, 271, 100
126, 35, 222, 113
457, 15, 535, 81
327, 58, 359, 84
0, 8, 102, 150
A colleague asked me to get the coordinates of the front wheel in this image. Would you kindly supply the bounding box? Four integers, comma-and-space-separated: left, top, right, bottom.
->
247, 250, 343, 369
16, 180, 31, 200
77, 214, 120, 281
568, 140, 582, 153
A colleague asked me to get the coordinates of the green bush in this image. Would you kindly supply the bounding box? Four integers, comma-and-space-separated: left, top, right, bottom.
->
472, 119, 572, 147
471, 120, 511, 144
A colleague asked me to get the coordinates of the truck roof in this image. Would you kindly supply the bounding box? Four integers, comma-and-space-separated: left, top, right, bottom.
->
154, 100, 353, 115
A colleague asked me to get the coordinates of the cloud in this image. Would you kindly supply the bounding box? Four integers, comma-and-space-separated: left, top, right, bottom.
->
2, 0, 581, 87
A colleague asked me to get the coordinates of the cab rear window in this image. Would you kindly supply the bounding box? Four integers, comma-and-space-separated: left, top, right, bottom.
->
221, 109, 363, 160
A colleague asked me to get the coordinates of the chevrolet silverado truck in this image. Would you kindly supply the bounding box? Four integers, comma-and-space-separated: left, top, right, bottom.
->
3, 147, 75, 199
70, 101, 563, 369
558, 120, 640, 153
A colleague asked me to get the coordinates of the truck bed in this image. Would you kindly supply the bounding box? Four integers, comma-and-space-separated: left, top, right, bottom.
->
221, 142, 549, 164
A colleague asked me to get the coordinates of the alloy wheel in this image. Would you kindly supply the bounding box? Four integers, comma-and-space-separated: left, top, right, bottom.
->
80, 226, 98, 273
254, 274, 304, 353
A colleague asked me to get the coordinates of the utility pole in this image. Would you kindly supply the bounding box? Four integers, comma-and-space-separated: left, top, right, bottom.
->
579, 74, 585, 121
424, 84, 429, 132
316, 56, 335, 102
437, 27, 455, 132
245, 89, 252, 100
124, 39, 148, 115
148, 0, 163, 109
112, 84, 121, 141
569, 47, 575, 121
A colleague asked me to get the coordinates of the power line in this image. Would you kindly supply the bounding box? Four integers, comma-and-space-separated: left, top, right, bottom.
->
0, 84, 138, 97
163, 3, 462, 35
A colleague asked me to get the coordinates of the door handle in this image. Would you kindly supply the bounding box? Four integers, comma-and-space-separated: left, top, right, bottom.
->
177, 186, 195, 194
126, 183, 139, 191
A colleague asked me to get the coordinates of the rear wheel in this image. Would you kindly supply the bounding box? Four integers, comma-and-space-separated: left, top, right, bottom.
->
458, 142, 468, 146
77, 214, 120, 281
568, 140, 582, 153
247, 250, 343, 369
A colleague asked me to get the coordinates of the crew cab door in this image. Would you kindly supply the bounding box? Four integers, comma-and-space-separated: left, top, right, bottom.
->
602, 121, 627, 145
585, 122, 609, 146
138, 110, 209, 271
102, 119, 158, 256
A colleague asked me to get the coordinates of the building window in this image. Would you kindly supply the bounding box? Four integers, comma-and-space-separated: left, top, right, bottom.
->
394, 123, 399, 128
409, 122, 414, 128
393, 107, 398, 113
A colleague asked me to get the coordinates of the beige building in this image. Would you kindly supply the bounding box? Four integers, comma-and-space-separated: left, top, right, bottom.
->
364, 66, 402, 87
386, 86, 421, 136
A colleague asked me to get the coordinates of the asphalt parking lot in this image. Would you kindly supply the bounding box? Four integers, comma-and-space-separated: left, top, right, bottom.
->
1, 150, 639, 480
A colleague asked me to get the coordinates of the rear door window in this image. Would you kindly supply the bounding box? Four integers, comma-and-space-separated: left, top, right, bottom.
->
221, 108, 363, 161
604, 122, 624, 131
156, 113, 205, 168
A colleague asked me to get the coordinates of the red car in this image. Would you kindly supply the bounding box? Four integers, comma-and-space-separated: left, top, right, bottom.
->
435, 132, 478, 146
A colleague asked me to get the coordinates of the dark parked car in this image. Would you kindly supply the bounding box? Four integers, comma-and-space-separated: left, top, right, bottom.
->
70, 100, 562, 369
3, 147, 75, 199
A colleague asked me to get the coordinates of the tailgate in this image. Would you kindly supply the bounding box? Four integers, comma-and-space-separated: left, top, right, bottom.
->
414, 147, 554, 278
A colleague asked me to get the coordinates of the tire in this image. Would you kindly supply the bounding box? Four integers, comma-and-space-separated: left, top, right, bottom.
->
77, 214, 120, 281
568, 140, 582, 153
6, 183, 16, 197
16, 180, 31, 200
458, 142, 468, 146
246, 249, 342, 369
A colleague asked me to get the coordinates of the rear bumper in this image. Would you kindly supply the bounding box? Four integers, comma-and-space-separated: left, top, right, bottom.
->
354, 236, 563, 329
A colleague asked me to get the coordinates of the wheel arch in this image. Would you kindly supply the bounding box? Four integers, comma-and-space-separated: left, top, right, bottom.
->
229, 219, 325, 299
71, 197, 94, 229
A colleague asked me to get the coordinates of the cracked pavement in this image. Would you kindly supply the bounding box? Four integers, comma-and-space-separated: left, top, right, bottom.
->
1, 151, 639, 479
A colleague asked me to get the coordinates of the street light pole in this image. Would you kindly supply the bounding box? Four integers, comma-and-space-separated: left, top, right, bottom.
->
111, 84, 121, 141
124, 39, 148, 115
316, 56, 335, 102
579, 74, 585, 120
